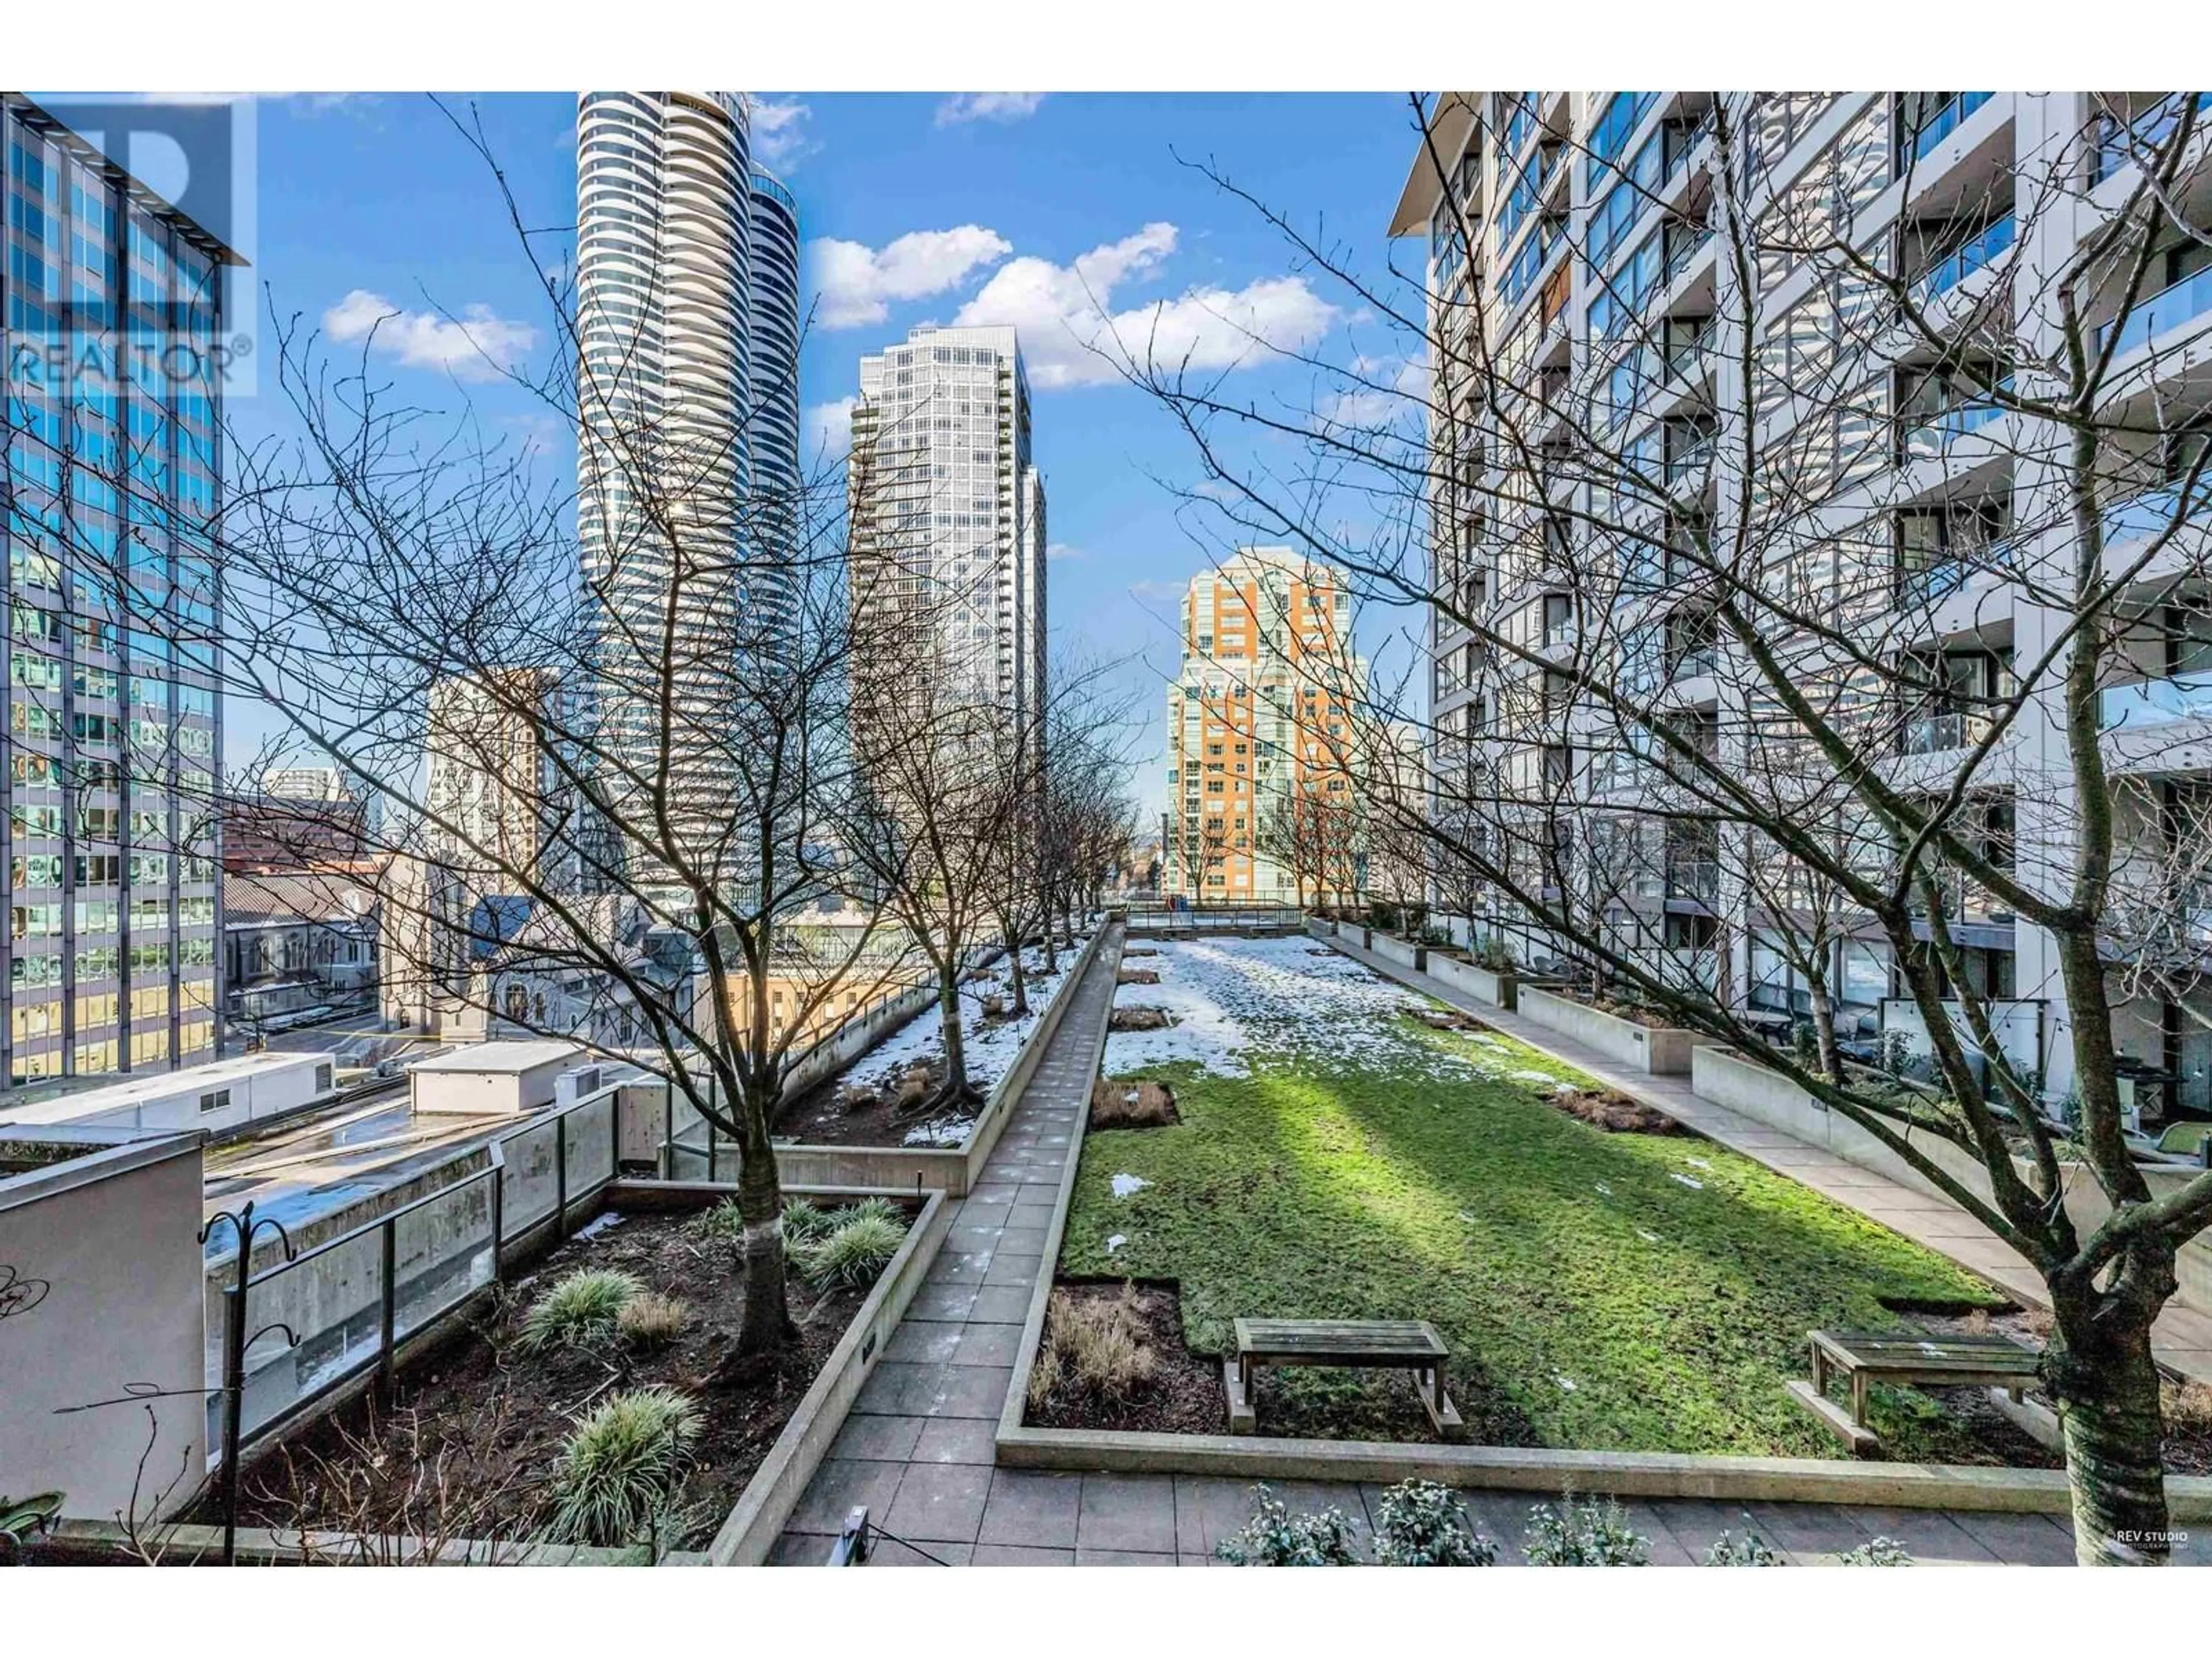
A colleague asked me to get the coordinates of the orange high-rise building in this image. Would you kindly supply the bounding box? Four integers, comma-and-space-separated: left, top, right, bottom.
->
1162, 548, 1365, 905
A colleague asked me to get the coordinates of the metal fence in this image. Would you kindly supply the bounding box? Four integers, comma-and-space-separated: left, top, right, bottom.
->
204, 1085, 624, 1472
1123, 905, 1309, 934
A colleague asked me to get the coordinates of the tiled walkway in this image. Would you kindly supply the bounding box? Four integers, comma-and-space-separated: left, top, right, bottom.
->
767, 926, 1122, 1565
762, 922, 2194, 1567
1325, 930, 2212, 1385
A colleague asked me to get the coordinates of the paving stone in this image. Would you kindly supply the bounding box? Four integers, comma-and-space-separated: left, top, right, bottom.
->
915, 1362, 1014, 1418
967, 1284, 1036, 1323
767, 1530, 835, 1565
995, 1225, 1050, 1254
1007, 1203, 1058, 1229
952, 1322, 1023, 1366
1079, 1473, 1180, 1553
967, 1183, 1021, 1204
1077, 1548, 1177, 1565
907, 1282, 978, 1321
884, 1320, 965, 1362
829, 1412, 925, 1461
1948, 1510, 2078, 1566
971, 1543, 1077, 1565
1837, 1505, 2001, 1565
854, 1361, 943, 1416
982, 1252, 1042, 1287
912, 1415, 999, 1464
978, 1468, 1083, 1547
926, 1249, 993, 1285
870, 1536, 974, 1566
785, 1459, 905, 1536
882, 1460, 992, 1544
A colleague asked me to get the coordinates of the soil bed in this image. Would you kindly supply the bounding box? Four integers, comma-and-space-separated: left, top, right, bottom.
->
215, 1203, 898, 1552
777, 1056, 975, 1149
1090, 1077, 1179, 1130
1550, 1086, 1687, 1135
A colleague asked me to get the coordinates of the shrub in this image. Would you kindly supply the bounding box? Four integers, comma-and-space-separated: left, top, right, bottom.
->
616, 1291, 691, 1350
1522, 1494, 1650, 1566
839, 1196, 904, 1230
1704, 1529, 1782, 1566
543, 1385, 700, 1547
780, 1195, 836, 1245
1839, 1537, 1912, 1566
1026, 1283, 1156, 1411
688, 1199, 750, 1246
520, 1268, 641, 1352
1214, 1484, 1362, 1566
1471, 937, 1518, 973
1370, 1479, 1495, 1566
798, 1211, 907, 1291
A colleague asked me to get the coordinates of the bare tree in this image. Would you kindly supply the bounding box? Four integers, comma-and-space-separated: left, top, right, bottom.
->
1119, 90, 2212, 1562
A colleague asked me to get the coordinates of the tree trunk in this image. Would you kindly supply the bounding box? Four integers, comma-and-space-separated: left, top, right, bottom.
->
723, 1086, 796, 1369
1006, 933, 1030, 1017
1040, 912, 1059, 975
1806, 972, 1844, 1084
938, 964, 972, 1098
2047, 1291, 2173, 1565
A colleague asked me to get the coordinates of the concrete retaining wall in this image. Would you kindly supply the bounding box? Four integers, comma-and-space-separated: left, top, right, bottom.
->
681, 928, 1109, 1199
1518, 986, 1710, 1074
1691, 1046, 2212, 1315
1429, 955, 1518, 1009
1369, 933, 1426, 972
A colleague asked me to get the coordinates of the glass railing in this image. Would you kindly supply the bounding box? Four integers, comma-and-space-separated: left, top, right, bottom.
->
1899, 711, 1992, 755
2092, 92, 2212, 184
2100, 670, 2212, 732
1899, 555, 1974, 605
1914, 215, 2017, 304
1662, 221, 1714, 287
2101, 479, 2211, 547
1900, 395, 2007, 459
1911, 92, 1993, 161
2099, 263, 2212, 359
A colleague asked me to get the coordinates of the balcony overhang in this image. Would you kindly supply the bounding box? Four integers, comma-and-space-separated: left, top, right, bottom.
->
1389, 93, 1478, 238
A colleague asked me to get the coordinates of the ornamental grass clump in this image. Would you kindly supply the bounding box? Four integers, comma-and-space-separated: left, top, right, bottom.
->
778, 1196, 835, 1256
615, 1291, 691, 1350
519, 1268, 642, 1353
543, 1385, 700, 1547
1370, 1479, 1495, 1565
689, 1199, 751, 1246
1026, 1283, 1156, 1412
1522, 1493, 1650, 1566
797, 1211, 907, 1292
1214, 1484, 1362, 1566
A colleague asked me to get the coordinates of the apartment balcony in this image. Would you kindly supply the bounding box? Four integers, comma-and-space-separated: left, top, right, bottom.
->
1899, 711, 1993, 756
2098, 261, 2212, 363
1664, 855, 1719, 907
2092, 92, 2212, 187
1912, 214, 2017, 308
1903, 92, 1994, 168
1898, 396, 2007, 462
2102, 670, 2212, 734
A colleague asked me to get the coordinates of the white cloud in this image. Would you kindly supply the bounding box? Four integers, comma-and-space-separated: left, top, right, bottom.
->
1046, 541, 1084, 562
808, 226, 1012, 329
805, 396, 858, 460
322, 289, 536, 382
952, 222, 1338, 389
1319, 351, 1430, 428
746, 95, 817, 171
936, 93, 1047, 127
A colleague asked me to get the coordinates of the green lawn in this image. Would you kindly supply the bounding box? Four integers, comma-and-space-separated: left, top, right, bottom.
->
1062, 945, 2010, 1459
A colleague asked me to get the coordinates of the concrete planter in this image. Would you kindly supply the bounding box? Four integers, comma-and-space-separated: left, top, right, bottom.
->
1517, 987, 1713, 1075
1429, 955, 1518, 1010
720, 929, 1108, 1199
1690, 1046, 2212, 1316
704, 1188, 952, 1565
1369, 932, 1427, 972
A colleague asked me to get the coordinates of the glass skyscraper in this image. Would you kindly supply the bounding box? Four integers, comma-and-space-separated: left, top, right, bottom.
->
2, 94, 230, 1084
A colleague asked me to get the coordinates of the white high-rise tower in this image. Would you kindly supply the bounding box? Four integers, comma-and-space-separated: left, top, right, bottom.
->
573, 92, 801, 881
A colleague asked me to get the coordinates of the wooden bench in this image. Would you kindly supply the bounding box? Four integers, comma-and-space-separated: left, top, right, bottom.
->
1225, 1317, 1465, 1441
1787, 1328, 2041, 1455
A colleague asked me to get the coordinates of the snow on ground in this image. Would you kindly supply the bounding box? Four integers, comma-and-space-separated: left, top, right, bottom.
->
1101, 934, 1495, 1082
840, 938, 1090, 1096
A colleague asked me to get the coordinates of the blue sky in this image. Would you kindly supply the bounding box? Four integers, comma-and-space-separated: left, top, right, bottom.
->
222, 91, 1430, 819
